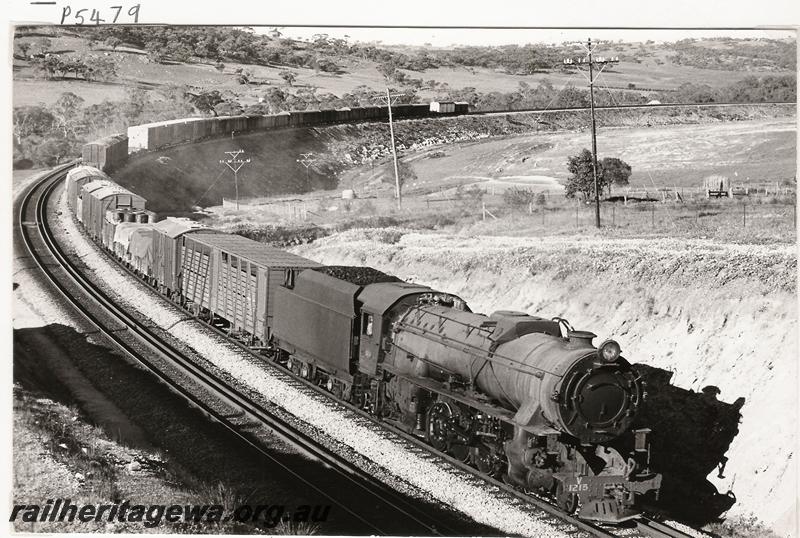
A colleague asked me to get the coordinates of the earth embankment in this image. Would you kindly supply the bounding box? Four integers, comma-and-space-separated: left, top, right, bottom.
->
293, 230, 797, 535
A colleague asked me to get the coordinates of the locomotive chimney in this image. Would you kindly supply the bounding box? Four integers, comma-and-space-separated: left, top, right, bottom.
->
567, 330, 596, 349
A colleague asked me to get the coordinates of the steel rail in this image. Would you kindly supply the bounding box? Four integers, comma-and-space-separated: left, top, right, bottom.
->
17, 166, 456, 536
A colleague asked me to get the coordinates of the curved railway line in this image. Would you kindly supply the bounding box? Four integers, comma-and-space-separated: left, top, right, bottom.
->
18, 162, 721, 538
16, 164, 474, 536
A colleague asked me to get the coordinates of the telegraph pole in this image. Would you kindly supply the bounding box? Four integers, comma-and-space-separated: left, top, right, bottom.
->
220, 149, 251, 210
563, 39, 619, 228
296, 152, 315, 191
377, 88, 406, 209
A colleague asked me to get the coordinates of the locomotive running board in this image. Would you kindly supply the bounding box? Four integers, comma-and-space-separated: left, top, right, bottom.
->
390, 371, 517, 423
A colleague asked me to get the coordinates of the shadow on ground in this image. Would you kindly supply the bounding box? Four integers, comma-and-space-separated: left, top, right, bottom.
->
14, 323, 499, 535
632, 363, 743, 525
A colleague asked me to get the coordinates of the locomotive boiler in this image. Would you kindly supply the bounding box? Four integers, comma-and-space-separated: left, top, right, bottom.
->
381, 305, 662, 523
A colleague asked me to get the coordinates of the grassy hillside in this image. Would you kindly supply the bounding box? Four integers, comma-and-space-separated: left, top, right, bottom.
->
13, 27, 796, 108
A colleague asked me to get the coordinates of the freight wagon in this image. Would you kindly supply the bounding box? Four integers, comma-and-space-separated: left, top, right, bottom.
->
150, 217, 215, 298
66, 166, 109, 210
81, 182, 146, 240
128, 118, 206, 152
82, 134, 128, 172
180, 233, 321, 344
127, 225, 157, 277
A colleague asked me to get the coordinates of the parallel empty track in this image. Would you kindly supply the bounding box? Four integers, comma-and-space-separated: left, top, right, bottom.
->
16, 165, 475, 535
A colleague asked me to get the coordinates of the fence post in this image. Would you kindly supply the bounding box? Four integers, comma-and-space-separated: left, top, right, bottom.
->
542, 208, 545, 226
651, 204, 655, 228
612, 204, 615, 226
743, 203, 746, 228
528, 202, 532, 214
482, 202, 486, 221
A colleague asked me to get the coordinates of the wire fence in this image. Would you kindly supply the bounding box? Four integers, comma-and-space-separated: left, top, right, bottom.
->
221, 190, 796, 240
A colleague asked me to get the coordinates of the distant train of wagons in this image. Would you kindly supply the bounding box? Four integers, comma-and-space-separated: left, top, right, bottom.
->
83, 100, 470, 173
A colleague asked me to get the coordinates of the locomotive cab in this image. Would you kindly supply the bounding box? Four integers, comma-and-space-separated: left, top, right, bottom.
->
357, 283, 469, 376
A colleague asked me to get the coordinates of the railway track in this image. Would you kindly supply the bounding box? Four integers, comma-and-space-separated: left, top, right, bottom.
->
19, 164, 718, 538
215, 325, 711, 538
87, 209, 711, 538
452, 100, 795, 119
16, 165, 470, 536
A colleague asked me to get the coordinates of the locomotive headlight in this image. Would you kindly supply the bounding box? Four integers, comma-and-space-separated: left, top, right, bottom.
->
598, 339, 622, 363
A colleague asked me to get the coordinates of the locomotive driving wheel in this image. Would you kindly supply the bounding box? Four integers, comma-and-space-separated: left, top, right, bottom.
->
426, 402, 470, 462
471, 445, 503, 478
426, 402, 451, 453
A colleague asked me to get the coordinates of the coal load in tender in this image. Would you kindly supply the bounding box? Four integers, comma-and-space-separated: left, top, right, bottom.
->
313, 266, 402, 286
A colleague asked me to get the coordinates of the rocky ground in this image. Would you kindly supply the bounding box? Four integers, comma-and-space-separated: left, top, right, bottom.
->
293, 230, 798, 537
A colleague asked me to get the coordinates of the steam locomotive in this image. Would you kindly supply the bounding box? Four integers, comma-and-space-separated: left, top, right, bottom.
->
273, 269, 662, 523
66, 164, 662, 524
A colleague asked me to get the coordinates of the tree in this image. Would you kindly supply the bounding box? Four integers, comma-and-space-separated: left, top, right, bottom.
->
186, 89, 224, 116
105, 36, 123, 50
263, 87, 287, 113
144, 40, 165, 63
213, 100, 243, 116
13, 105, 56, 144
564, 149, 608, 201
235, 68, 252, 85
382, 160, 416, 190
397, 160, 416, 189
35, 135, 78, 166
33, 37, 52, 55
376, 60, 398, 81
51, 92, 85, 137
280, 70, 297, 86
14, 42, 31, 59
123, 87, 150, 122
600, 157, 632, 193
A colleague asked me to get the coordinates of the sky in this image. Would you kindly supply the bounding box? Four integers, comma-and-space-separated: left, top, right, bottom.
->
258, 27, 796, 47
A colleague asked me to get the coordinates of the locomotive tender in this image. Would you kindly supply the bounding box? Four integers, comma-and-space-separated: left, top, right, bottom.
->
66, 161, 662, 524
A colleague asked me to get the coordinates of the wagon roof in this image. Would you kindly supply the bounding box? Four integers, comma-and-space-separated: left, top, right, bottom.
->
90, 185, 145, 201
189, 232, 321, 269
81, 180, 114, 193
130, 117, 205, 129
68, 166, 107, 181
152, 217, 211, 239
90, 134, 127, 145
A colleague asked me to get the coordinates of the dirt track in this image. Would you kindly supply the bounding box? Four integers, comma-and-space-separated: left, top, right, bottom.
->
294, 230, 797, 536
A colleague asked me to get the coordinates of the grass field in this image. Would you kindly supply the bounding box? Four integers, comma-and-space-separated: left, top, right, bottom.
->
339, 117, 796, 195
